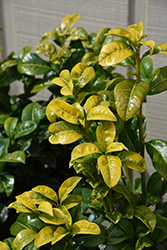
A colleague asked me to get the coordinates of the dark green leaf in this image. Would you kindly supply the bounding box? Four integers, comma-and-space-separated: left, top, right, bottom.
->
17, 53, 53, 75
146, 139, 167, 180
147, 172, 164, 195
0, 138, 10, 158
10, 214, 30, 236
21, 103, 41, 126
0, 172, 14, 196
14, 121, 37, 139
148, 66, 167, 95
0, 204, 9, 222
140, 57, 153, 80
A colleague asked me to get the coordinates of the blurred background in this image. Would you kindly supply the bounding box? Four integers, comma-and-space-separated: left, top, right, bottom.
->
0, 0, 167, 177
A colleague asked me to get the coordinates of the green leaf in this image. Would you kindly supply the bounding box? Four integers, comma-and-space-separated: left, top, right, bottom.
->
35, 41, 56, 57
95, 27, 111, 49
118, 218, 134, 237
0, 138, 10, 158
19, 46, 33, 59
135, 235, 153, 250
0, 172, 14, 196
60, 13, 82, 34
70, 143, 102, 166
48, 99, 84, 125
0, 204, 9, 222
106, 210, 122, 224
21, 103, 41, 126
72, 220, 101, 235
1, 60, 18, 71
59, 176, 82, 203
62, 194, 84, 209
34, 226, 55, 248
99, 41, 134, 66
51, 226, 69, 245
30, 78, 54, 93
14, 121, 37, 139
48, 121, 83, 145
113, 183, 136, 207
119, 151, 146, 173
17, 53, 52, 75
98, 155, 122, 188
27, 217, 45, 231
4, 117, 18, 139
134, 205, 157, 232
114, 80, 149, 121
10, 214, 30, 236
148, 66, 167, 95
146, 139, 167, 180
32, 185, 58, 204
0, 151, 26, 164
147, 172, 164, 195
140, 57, 153, 79
71, 62, 95, 89
12, 229, 37, 250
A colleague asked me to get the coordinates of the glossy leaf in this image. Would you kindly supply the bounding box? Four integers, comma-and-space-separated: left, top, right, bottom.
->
70, 143, 102, 165
32, 186, 58, 204
118, 218, 134, 236
106, 142, 128, 154
59, 205, 72, 229
31, 78, 54, 93
17, 53, 52, 75
87, 105, 117, 121
141, 40, 155, 55
0, 204, 8, 222
0, 138, 10, 158
46, 99, 57, 123
51, 70, 73, 96
106, 27, 136, 44
35, 41, 56, 57
48, 121, 83, 145
96, 121, 116, 153
49, 99, 84, 125
51, 227, 69, 245
21, 103, 41, 126
4, 117, 18, 139
72, 220, 101, 235
10, 214, 30, 236
127, 22, 143, 43
146, 139, 167, 180
119, 151, 146, 173
12, 229, 37, 250
37, 201, 53, 216
0, 172, 14, 196
60, 13, 82, 34
84, 95, 103, 114
63, 194, 84, 209
16, 194, 37, 212
0, 151, 26, 164
66, 27, 88, 41
8, 201, 34, 214
114, 80, 149, 121
106, 210, 122, 224
134, 205, 157, 232
154, 43, 167, 55
140, 57, 153, 80
113, 183, 136, 206
39, 208, 66, 225
19, 46, 33, 59
14, 121, 37, 139
95, 27, 111, 49
59, 176, 82, 203
147, 172, 164, 195
135, 235, 153, 250
34, 226, 55, 248
99, 41, 134, 66
148, 66, 167, 95
71, 62, 95, 89
98, 155, 122, 188
0, 242, 10, 250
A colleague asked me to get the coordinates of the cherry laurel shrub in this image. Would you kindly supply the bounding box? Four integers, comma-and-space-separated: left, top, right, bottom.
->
1, 14, 167, 250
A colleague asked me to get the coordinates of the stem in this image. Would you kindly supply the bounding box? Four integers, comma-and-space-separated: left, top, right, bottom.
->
135, 46, 146, 204
124, 167, 133, 192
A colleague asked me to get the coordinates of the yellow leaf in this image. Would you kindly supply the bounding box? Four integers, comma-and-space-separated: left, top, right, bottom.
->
72, 220, 101, 235
106, 27, 136, 44
46, 99, 57, 123
154, 43, 167, 55
98, 155, 122, 188
141, 40, 155, 55
35, 41, 56, 57
106, 142, 128, 154
60, 13, 82, 34
51, 70, 73, 96
84, 95, 103, 114
70, 143, 102, 166
8, 201, 33, 214
0, 242, 10, 250
32, 185, 58, 204
96, 121, 116, 153
13, 229, 37, 250
16, 194, 37, 212
119, 151, 146, 173
35, 226, 55, 248
39, 208, 66, 225
127, 21, 143, 43
71, 62, 95, 89
48, 121, 83, 145
60, 205, 72, 230
59, 176, 82, 203
52, 227, 69, 245
37, 201, 53, 216
49, 99, 84, 124
87, 105, 117, 121
99, 41, 134, 66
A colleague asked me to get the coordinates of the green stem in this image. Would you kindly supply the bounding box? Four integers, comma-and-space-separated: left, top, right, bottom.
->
124, 167, 133, 192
